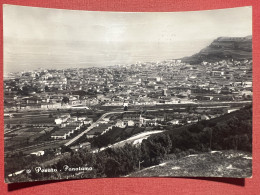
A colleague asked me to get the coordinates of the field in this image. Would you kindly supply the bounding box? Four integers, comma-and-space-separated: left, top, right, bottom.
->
5, 127, 46, 148
4, 114, 55, 125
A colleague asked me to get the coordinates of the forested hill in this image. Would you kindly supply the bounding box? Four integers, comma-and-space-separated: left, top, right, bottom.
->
164, 105, 252, 153
182, 36, 252, 64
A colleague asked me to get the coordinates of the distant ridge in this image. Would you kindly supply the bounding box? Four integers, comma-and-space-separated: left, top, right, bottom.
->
182, 35, 252, 64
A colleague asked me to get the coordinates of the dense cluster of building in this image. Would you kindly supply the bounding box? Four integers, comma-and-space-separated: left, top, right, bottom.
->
4, 59, 252, 112
50, 115, 93, 139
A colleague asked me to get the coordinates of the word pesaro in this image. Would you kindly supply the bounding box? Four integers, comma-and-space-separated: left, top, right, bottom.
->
35, 167, 58, 173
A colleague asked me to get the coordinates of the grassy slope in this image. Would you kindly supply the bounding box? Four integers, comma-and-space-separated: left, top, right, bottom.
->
128, 150, 252, 178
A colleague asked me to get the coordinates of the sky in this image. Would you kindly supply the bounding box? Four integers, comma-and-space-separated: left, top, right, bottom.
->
3, 5, 252, 73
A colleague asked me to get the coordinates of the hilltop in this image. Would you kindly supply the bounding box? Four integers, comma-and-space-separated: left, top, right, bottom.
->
182, 35, 252, 64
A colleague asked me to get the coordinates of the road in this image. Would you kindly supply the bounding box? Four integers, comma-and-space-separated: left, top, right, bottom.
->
92, 130, 165, 153
64, 111, 124, 146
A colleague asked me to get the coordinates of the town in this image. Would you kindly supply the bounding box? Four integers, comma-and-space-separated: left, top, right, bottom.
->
4, 58, 252, 110
4, 58, 252, 180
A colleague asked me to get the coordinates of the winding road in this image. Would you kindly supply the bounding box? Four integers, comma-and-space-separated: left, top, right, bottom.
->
64, 111, 124, 146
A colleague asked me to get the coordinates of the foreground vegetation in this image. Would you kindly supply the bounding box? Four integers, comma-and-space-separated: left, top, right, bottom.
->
6, 105, 252, 183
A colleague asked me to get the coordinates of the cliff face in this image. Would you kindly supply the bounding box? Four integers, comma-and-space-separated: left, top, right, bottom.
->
182, 35, 252, 64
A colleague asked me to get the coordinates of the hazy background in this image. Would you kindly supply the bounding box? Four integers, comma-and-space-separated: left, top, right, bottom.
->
3, 5, 252, 73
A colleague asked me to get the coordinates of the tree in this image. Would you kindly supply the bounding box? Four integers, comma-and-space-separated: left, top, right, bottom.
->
21, 86, 30, 95
45, 86, 50, 92
92, 135, 110, 150
104, 87, 109, 93
70, 153, 83, 166
60, 145, 71, 153
203, 127, 213, 150
140, 134, 172, 166
104, 158, 120, 177
62, 97, 69, 104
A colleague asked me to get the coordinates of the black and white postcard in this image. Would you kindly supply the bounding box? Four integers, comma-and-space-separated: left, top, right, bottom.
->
3, 5, 252, 183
